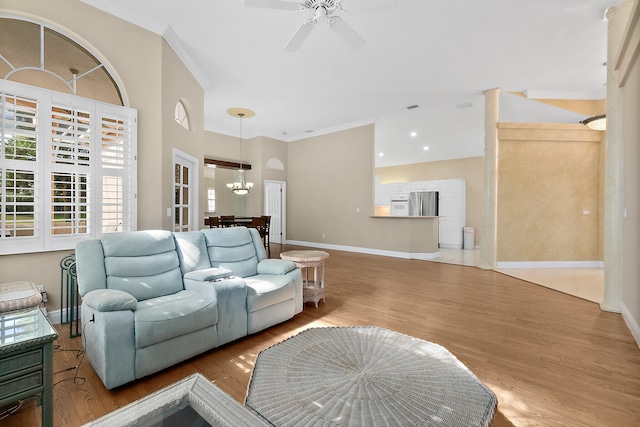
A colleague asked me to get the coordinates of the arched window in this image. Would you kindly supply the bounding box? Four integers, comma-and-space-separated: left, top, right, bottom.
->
0, 16, 123, 105
175, 100, 190, 130
0, 16, 135, 254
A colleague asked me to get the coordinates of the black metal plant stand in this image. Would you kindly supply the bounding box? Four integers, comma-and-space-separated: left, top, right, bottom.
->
60, 253, 81, 338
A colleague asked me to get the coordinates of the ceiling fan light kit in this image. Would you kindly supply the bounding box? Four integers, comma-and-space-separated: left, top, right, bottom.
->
580, 114, 606, 131
246, 0, 366, 50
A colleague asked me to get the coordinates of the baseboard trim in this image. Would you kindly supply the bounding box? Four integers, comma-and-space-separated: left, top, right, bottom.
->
621, 302, 640, 349
439, 243, 463, 249
496, 261, 604, 269
44, 308, 78, 325
285, 240, 440, 260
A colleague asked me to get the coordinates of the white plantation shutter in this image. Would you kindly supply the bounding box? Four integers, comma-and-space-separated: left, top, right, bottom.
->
0, 80, 136, 254
99, 107, 136, 233
0, 93, 39, 242
50, 104, 92, 238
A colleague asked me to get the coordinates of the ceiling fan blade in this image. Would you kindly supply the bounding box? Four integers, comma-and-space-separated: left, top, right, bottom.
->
245, 0, 302, 11
284, 20, 315, 51
330, 17, 366, 49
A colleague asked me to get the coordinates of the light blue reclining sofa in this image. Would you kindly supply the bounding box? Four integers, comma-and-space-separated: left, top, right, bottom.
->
75, 226, 302, 390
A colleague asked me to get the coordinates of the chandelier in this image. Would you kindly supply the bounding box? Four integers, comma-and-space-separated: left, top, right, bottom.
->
226, 108, 254, 195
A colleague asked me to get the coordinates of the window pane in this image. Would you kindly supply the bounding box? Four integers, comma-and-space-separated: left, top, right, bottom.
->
2, 169, 36, 237
2, 94, 37, 161
51, 172, 89, 236
51, 106, 91, 166
102, 175, 122, 233
182, 165, 189, 185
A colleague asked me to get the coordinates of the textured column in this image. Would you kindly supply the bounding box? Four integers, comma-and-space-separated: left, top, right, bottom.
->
479, 88, 500, 270
601, 1, 633, 313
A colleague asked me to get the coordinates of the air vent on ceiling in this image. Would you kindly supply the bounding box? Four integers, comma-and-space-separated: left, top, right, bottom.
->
406, 105, 419, 110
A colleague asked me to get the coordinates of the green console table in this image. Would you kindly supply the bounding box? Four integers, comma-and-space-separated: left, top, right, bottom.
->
0, 308, 58, 427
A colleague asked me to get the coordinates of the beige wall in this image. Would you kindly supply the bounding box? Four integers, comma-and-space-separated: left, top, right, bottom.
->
287, 126, 375, 246
496, 123, 603, 262
161, 40, 205, 230
0, 0, 203, 313
619, 0, 640, 344
286, 124, 439, 254
203, 132, 290, 218
375, 156, 484, 246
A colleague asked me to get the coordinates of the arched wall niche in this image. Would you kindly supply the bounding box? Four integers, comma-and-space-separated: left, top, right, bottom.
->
265, 157, 285, 171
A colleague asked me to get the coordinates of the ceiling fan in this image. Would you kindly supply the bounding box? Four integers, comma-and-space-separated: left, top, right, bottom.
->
245, 0, 366, 51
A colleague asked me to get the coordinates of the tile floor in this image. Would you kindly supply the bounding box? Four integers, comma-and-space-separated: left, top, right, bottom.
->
429, 248, 604, 304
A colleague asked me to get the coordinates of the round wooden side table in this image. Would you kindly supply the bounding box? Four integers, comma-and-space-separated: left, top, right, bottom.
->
280, 250, 329, 307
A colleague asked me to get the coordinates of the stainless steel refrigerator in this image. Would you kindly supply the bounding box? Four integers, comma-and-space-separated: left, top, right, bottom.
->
408, 191, 439, 216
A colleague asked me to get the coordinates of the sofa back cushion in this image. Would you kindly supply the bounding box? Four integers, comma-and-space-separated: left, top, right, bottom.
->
101, 230, 184, 301
173, 231, 211, 275
201, 227, 260, 278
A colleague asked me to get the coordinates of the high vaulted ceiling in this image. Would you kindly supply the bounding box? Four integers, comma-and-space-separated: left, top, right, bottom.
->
80, 0, 615, 166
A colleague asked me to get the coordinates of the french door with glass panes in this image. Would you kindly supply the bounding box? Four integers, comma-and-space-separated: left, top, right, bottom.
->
173, 151, 198, 232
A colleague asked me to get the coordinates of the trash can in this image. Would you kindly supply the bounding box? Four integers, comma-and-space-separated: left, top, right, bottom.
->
463, 227, 475, 250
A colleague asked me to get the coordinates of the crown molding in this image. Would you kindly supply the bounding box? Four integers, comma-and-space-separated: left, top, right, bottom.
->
81, 1, 209, 89
163, 26, 210, 89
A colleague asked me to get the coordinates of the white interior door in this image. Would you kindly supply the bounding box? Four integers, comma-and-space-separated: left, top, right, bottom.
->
265, 180, 286, 244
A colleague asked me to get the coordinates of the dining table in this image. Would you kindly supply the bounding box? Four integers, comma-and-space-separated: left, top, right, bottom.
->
205, 216, 253, 228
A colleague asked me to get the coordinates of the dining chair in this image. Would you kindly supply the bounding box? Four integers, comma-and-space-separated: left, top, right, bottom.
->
251, 217, 269, 257
220, 215, 235, 227
209, 216, 220, 228
261, 215, 271, 257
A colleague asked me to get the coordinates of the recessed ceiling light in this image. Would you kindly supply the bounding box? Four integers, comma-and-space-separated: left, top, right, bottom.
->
410, 131, 417, 137
379, 152, 384, 157
423, 146, 429, 151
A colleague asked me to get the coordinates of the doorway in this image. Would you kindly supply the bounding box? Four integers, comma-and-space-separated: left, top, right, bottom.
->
173, 149, 199, 232
264, 180, 286, 244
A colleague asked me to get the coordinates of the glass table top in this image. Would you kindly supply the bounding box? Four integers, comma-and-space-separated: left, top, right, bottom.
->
0, 307, 57, 351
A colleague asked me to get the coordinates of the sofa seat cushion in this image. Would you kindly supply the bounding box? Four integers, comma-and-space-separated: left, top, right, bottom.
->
134, 290, 218, 348
245, 275, 295, 313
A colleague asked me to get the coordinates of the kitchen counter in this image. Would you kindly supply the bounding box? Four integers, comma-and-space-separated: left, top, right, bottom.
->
370, 215, 440, 259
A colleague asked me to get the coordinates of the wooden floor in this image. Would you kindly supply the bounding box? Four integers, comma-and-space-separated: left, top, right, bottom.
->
5, 244, 640, 426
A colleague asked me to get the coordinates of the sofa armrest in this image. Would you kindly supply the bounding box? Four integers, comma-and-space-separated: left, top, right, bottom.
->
257, 259, 296, 275
83, 289, 138, 312
183, 267, 233, 282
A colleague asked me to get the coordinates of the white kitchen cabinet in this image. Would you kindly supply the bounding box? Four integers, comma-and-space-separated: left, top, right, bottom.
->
387, 182, 410, 194
437, 179, 466, 249
411, 180, 439, 192
378, 178, 466, 249
376, 184, 392, 206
